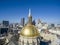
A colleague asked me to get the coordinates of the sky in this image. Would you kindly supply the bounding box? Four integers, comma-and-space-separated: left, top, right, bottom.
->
0, 0, 60, 24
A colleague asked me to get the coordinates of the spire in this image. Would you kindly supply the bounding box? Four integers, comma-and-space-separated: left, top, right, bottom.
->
27, 8, 32, 24
28, 8, 31, 17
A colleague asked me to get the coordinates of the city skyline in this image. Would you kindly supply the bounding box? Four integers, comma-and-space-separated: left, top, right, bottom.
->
0, 0, 60, 24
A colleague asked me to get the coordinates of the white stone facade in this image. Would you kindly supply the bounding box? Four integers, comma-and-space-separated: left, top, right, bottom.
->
19, 35, 40, 45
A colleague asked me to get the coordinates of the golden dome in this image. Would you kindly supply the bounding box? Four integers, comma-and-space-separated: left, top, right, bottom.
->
20, 23, 39, 37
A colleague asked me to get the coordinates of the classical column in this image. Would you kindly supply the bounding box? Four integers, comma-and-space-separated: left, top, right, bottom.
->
37, 37, 40, 45
22, 40, 24, 45
32, 41, 35, 45
27, 41, 29, 45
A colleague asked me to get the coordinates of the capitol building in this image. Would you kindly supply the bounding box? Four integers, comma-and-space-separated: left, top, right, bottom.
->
19, 9, 40, 45
1, 9, 60, 45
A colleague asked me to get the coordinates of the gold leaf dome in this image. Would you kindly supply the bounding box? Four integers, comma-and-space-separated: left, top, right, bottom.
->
20, 23, 39, 37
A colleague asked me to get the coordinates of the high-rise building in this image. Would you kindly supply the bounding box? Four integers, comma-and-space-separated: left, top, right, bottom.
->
2, 21, 9, 27
36, 18, 41, 24
20, 18, 25, 26
36, 18, 42, 29
51, 24, 55, 27
0, 23, 2, 27
0, 28, 8, 34
32, 20, 36, 25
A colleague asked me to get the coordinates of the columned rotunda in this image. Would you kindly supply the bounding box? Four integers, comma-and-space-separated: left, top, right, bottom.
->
19, 9, 40, 45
